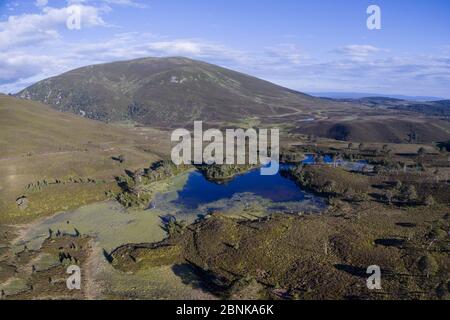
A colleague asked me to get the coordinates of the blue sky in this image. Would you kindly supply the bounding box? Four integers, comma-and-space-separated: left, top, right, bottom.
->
1, 0, 449, 97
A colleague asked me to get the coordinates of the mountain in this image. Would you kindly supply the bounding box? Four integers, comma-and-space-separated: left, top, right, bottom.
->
17, 57, 341, 127
16, 57, 449, 143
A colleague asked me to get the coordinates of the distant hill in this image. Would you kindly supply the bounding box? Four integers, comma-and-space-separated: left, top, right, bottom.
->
317, 93, 450, 118
389, 100, 450, 117
310, 92, 445, 101
295, 117, 450, 143
17, 57, 341, 127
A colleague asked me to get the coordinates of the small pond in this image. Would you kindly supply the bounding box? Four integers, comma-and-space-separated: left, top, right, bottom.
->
150, 164, 327, 217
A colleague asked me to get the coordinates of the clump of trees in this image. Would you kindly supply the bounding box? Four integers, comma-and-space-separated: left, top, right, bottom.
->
417, 147, 427, 156
400, 185, 418, 203
165, 220, 186, 236
370, 159, 404, 173
382, 181, 438, 207
115, 160, 190, 208
197, 163, 255, 182
280, 150, 305, 163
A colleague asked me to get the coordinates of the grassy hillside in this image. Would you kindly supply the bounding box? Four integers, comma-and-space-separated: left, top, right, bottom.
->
1, 95, 145, 157
0, 95, 170, 223
328, 96, 450, 117
295, 117, 450, 143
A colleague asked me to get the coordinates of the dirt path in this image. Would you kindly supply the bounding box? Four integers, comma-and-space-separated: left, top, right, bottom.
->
83, 240, 104, 300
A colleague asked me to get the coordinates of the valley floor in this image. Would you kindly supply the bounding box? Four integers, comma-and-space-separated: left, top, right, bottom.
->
1, 132, 449, 300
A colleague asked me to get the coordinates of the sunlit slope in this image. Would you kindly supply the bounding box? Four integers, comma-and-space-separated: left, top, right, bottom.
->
0, 94, 142, 157
0, 95, 165, 223
17, 57, 347, 127
295, 117, 450, 143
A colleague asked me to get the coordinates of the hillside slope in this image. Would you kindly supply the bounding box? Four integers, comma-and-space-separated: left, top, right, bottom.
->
1, 94, 143, 157
327, 96, 450, 117
0, 95, 167, 223
17, 57, 345, 127
295, 117, 450, 143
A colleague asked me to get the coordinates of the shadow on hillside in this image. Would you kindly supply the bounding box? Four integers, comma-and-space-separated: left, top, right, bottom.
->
334, 264, 367, 278
171, 261, 229, 297
374, 238, 405, 248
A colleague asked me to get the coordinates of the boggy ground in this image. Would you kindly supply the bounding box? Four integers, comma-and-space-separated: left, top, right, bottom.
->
2, 123, 450, 299
111, 198, 449, 300
0, 224, 92, 299
110, 146, 450, 300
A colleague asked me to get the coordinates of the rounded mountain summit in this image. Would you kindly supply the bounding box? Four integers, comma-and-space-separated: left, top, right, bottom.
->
17, 57, 339, 127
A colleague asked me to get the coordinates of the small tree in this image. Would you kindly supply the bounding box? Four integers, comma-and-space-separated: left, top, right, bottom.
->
424, 195, 435, 207
323, 180, 337, 193
433, 169, 440, 183
417, 147, 426, 156
436, 282, 449, 299
358, 143, 365, 151
385, 190, 394, 205
401, 185, 418, 203
355, 192, 369, 202
418, 255, 438, 278
344, 187, 355, 200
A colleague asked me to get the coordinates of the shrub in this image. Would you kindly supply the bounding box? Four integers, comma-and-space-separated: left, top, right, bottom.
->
418, 255, 438, 277
385, 190, 394, 204
417, 147, 426, 156
424, 195, 435, 207
343, 187, 355, 200
400, 185, 418, 203
323, 180, 337, 193
166, 220, 186, 236
436, 282, 449, 299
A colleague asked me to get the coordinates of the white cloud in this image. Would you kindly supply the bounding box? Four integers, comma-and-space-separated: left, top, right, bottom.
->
2, 32, 450, 97
67, 35, 249, 66
0, 50, 73, 92
334, 44, 388, 60
0, 4, 106, 50
68, 0, 148, 8
35, 0, 48, 7
262, 44, 307, 67
147, 41, 205, 55
0, 2, 449, 98
101, 0, 147, 8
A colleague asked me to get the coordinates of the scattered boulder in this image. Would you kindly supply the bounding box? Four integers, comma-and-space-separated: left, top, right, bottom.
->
16, 196, 29, 210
